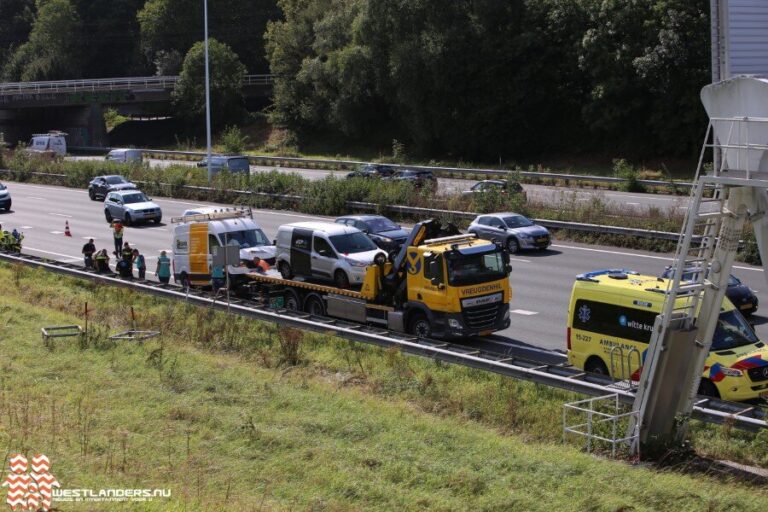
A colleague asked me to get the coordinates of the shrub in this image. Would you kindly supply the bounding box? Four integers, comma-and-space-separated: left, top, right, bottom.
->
615, 158, 647, 193
220, 125, 249, 154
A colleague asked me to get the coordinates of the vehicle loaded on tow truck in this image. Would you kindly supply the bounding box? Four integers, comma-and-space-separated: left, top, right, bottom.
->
174, 216, 512, 338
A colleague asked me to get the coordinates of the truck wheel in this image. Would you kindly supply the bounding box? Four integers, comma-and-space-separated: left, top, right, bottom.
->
178, 272, 190, 289
104, 210, 113, 223
279, 261, 293, 280
334, 270, 350, 289
284, 289, 300, 311
408, 313, 432, 338
698, 379, 720, 399
304, 294, 325, 316
585, 357, 609, 376
506, 237, 520, 254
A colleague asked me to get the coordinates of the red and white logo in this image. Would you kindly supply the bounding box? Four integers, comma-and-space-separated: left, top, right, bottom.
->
2, 454, 59, 511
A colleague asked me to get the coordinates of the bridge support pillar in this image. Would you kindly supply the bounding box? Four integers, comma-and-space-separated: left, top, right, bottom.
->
86, 103, 107, 148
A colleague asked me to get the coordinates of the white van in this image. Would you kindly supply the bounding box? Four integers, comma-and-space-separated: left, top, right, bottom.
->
27, 131, 67, 158
106, 148, 143, 163
171, 207, 276, 286
276, 222, 386, 288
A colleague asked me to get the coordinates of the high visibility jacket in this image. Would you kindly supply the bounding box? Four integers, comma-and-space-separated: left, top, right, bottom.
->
157, 255, 171, 278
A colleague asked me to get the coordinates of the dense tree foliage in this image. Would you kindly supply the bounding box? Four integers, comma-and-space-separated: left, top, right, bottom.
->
267, 0, 711, 159
0, 0, 712, 159
172, 39, 247, 127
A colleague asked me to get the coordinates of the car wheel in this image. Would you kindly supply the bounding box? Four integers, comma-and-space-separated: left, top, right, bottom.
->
698, 378, 720, 399
104, 210, 113, 223
334, 270, 350, 289
284, 289, 300, 311
88, 189, 96, 201
154, 217, 162, 224
506, 237, 520, 254
585, 357, 609, 376
408, 312, 432, 338
123, 213, 132, 226
304, 294, 325, 316
279, 261, 293, 280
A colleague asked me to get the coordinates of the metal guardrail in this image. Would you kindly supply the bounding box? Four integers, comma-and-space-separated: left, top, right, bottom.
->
0, 249, 764, 431
67, 145, 695, 190
0, 168, 688, 242
0, 75, 273, 95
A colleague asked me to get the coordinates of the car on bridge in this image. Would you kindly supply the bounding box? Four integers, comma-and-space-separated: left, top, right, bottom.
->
88, 175, 137, 200
104, 190, 162, 225
467, 212, 550, 253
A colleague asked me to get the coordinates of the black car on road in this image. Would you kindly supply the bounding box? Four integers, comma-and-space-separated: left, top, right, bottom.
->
661, 266, 759, 315
463, 179, 525, 198
335, 215, 410, 252
88, 175, 137, 201
346, 163, 397, 180
385, 169, 437, 190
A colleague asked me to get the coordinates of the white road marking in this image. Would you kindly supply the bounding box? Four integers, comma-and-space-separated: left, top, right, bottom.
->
26, 196, 45, 200
49, 231, 64, 234
19, 226, 33, 229
24, 247, 82, 262
553, 242, 765, 273
510, 309, 538, 315
626, 202, 640, 206
82, 236, 97, 240
49, 212, 73, 218
509, 257, 531, 263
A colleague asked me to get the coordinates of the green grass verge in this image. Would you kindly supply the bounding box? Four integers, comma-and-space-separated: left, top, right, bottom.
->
0, 263, 767, 510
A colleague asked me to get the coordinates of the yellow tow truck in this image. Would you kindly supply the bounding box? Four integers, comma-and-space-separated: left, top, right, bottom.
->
242, 219, 513, 338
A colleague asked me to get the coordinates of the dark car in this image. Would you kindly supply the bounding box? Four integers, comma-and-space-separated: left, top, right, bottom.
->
661, 266, 758, 315
335, 215, 410, 252
346, 163, 397, 180
386, 169, 437, 190
88, 175, 137, 201
462, 179, 525, 198
0, 182, 10, 211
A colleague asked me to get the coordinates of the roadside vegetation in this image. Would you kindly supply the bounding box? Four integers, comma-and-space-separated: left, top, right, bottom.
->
7, 153, 762, 265
0, 263, 767, 510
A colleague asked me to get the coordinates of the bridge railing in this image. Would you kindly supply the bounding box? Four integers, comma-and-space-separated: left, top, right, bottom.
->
0, 75, 273, 95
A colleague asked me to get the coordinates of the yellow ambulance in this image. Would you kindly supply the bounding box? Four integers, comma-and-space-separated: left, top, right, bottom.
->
567, 269, 768, 401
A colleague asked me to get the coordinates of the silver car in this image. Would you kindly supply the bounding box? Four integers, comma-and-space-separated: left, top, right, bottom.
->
104, 190, 162, 225
467, 212, 550, 253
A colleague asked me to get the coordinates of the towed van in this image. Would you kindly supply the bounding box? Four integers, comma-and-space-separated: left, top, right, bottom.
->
171, 207, 276, 287
567, 269, 768, 401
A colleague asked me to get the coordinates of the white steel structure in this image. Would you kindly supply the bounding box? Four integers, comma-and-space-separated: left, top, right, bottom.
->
630, 76, 768, 453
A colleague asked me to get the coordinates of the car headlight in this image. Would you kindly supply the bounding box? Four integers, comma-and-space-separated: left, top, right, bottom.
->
720, 367, 743, 377
346, 259, 368, 267
378, 236, 392, 243
448, 318, 462, 329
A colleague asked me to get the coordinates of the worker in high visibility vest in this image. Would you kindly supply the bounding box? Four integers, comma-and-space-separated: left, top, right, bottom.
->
111, 220, 124, 256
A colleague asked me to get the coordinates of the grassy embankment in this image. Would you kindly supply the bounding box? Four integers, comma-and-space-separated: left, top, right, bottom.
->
0, 262, 767, 510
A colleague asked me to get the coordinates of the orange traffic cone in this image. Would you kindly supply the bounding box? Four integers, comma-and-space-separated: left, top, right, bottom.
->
64, 220, 72, 237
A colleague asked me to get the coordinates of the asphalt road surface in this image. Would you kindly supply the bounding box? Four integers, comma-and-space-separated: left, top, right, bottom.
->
2, 181, 764, 358
69, 155, 697, 214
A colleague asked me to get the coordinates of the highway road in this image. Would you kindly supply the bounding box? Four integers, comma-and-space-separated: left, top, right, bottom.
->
1, 181, 763, 358
69, 155, 696, 214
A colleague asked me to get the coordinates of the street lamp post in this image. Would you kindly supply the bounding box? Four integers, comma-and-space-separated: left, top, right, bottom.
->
203, 0, 212, 182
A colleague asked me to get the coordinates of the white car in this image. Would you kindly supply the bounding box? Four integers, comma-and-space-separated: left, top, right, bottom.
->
275, 222, 386, 288
104, 190, 162, 225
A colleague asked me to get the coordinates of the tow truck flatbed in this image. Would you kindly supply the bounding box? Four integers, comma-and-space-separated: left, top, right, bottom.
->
243, 269, 364, 299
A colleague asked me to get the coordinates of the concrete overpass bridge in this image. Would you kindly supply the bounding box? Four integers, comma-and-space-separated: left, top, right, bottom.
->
0, 75, 273, 147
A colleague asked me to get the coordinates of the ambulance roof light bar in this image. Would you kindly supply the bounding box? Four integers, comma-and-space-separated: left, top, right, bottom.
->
170, 206, 252, 224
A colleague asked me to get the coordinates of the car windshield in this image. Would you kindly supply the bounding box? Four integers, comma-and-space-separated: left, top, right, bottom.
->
0, 183, 6, 191
728, 275, 739, 286
712, 310, 759, 350
329, 232, 378, 254
503, 215, 534, 228
223, 229, 270, 248
122, 193, 149, 204
366, 218, 399, 233
447, 248, 506, 286
106, 176, 127, 184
